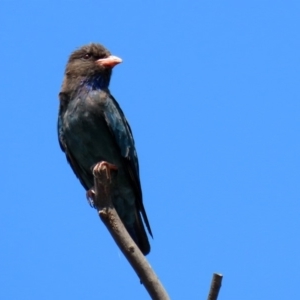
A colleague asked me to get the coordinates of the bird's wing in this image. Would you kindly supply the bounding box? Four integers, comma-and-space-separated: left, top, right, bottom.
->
89, 90, 152, 237
57, 94, 91, 191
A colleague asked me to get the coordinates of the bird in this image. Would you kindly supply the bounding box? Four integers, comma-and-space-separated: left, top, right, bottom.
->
57, 43, 152, 255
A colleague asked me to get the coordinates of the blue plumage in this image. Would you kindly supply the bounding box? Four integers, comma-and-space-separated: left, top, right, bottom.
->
58, 44, 152, 255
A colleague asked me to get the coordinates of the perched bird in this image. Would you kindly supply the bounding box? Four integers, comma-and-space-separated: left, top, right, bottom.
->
57, 43, 152, 255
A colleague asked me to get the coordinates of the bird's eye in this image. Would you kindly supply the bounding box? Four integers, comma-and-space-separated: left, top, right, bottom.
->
83, 53, 91, 59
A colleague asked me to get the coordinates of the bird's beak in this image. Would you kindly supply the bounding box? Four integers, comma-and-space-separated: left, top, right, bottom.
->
96, 55, 122, 68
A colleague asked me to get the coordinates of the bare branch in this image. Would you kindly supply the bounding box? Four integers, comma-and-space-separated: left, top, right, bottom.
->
92, 162, 170, 300
207, 273, 223, 300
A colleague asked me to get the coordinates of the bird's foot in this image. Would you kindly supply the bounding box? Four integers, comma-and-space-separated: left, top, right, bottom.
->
86, 188, 95, 207
86, 162, 118, 208
92, 161, 118, 181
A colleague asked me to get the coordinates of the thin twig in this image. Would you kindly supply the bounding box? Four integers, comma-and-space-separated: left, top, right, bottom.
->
207, 273, 223, 300
93, 162, 170, 300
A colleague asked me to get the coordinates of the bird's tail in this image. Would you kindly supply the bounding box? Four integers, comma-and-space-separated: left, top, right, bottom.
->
126, 208, 151, 256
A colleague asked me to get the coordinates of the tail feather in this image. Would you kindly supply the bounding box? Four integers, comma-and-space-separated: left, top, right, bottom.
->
126, 208, 150, 255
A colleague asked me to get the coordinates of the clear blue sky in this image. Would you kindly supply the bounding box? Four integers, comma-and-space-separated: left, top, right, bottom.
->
1, 1, 299, 299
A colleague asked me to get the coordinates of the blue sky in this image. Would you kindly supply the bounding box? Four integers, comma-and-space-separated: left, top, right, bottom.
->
1, 1, 299, 299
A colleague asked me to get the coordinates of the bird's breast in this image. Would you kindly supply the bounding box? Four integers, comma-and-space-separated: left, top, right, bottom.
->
62, 92, 123, 172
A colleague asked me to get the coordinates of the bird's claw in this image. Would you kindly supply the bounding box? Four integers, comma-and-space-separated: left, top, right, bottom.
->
87, 162, 117, 208
92, 161, 118, 181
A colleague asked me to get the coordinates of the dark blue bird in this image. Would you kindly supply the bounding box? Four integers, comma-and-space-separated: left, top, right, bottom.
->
58, 43, 152, 255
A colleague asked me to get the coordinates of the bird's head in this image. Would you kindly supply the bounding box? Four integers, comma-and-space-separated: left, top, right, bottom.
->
61, 43, 122, 94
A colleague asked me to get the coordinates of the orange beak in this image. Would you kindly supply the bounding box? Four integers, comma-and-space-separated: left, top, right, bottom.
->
96, 55, 122, 68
